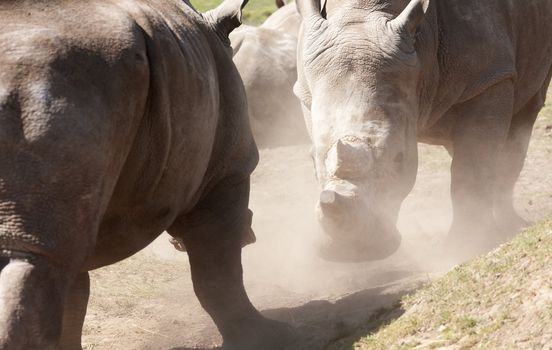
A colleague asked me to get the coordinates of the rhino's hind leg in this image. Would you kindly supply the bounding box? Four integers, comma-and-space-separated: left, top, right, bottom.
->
446, 81, 514, 258
172, 226, 293, 350
60, 272, 90, 350
494, 95, 544, 235
494, 68, 552, 233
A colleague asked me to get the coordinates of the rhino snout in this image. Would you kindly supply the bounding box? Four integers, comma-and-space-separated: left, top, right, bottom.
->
316, 187, 402, 262
318, 189, 357, 219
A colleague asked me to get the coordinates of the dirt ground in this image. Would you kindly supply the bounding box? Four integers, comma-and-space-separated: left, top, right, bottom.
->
81, 111, 552, 350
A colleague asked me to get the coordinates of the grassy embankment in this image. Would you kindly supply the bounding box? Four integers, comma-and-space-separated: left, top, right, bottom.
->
191, 0, 277, 25
352, 219, 552, 349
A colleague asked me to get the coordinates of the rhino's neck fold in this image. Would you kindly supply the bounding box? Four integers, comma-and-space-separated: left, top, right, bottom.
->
412, 0, 440, 131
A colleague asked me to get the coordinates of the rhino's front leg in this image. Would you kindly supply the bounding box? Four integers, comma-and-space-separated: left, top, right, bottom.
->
0, 255, 67, 350
446, 81, 514, 258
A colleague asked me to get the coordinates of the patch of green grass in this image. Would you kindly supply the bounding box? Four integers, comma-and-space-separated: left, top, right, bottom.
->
354, 219, 552, 349
458, 317, 477, 330
191, 0, 278, 25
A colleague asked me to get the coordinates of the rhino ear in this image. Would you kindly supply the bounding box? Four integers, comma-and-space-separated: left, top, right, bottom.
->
296, 0, 326, 20
206, 0, 249, 37
390, 0, 429, 36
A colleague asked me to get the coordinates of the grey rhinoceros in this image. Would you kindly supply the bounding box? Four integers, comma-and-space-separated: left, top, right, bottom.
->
0, 0, 292, 349
230, 24, 307, 147
225, 3, 305, 148
294, 0, 552, 261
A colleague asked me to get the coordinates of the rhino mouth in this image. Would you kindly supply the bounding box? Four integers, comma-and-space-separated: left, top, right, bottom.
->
316, 189, 402, 262
317, 225, 401, 262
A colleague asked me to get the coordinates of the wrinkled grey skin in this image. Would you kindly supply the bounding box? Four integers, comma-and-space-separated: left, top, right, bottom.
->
263, 3, 302, 37
0, 0, 293, 349
295, 0, 552, 261
230, 25, 307, 147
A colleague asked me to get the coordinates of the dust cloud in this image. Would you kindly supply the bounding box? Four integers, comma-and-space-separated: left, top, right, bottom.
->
131, 108, 552, 350
142, 139, 458, 349
135, 118, 552, 350
242, 142, 455, 299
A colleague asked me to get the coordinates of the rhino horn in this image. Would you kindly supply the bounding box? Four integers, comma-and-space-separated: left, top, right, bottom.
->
206, 0, 249, 37
390, 0, 430, 36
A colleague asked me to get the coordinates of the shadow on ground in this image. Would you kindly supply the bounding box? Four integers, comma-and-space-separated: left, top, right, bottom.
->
265, 282, 416, 350
170, 277, 422, 350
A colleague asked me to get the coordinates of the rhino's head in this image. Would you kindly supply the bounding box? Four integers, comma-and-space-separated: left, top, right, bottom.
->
295, 0, 430, 262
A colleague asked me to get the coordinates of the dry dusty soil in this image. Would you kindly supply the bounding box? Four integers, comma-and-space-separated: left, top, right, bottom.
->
82, 101, 552, 349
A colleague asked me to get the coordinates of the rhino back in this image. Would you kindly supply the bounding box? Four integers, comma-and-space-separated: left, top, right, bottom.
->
261, 3, 302, 37
429, 0, 552, 117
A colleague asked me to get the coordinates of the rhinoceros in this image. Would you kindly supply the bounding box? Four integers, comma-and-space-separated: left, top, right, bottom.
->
0, 0, 292, 349
230, 25, 307, 147
294, 0, 552, 261
263, 3, 302, 37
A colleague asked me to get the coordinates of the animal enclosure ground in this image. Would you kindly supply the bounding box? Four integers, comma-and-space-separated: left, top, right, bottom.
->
82, 87, 552, 349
